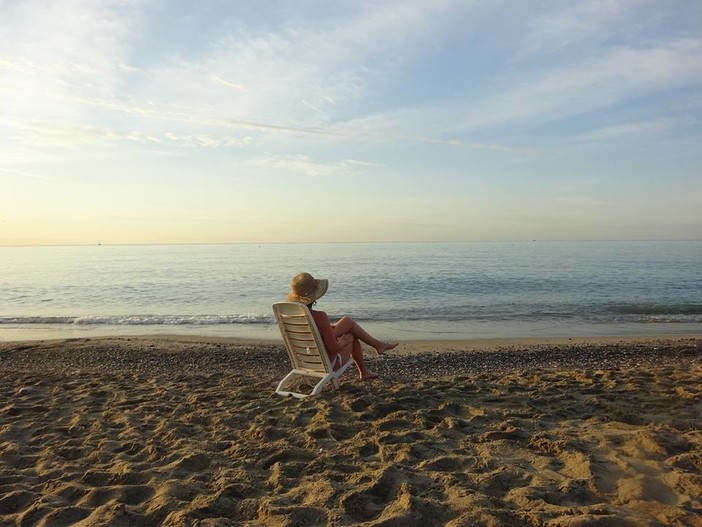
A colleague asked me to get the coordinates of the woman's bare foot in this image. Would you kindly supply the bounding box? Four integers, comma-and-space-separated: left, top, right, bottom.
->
360, 370, 379, 381
375, 341, 398, 355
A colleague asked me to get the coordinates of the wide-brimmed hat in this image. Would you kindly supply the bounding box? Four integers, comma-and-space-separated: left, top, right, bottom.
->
287, 272, 329, 304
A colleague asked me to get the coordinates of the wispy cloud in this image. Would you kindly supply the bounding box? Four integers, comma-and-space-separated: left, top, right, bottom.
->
210, 74, 247, 92
4, 118, 254, 151
522, 0, 652, 55
61, 94, 347, 138
551, 195, 617, 208
351, 37, 702, 138
0, 166, 71, 183
471, 38, 702, 127
249, 155, 379, 178
14, 121, 161, 148
415, 137, 538, 155
112, 0, 460, 132
163, 133, 253, 148
0, 0, 145, 153
574, 117, 696, 142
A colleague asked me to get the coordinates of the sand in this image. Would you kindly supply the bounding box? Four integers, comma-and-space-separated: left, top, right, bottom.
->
1, 336, 701, 526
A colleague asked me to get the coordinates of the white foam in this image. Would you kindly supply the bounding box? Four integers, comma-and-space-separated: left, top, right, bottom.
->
0, 314, 274, 326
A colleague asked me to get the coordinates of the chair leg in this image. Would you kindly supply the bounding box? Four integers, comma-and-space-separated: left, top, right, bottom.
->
276, 371, 298, 394
310, 373, 333, 396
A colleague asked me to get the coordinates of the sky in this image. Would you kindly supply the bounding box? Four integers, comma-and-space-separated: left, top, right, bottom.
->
1, 0, 701, 245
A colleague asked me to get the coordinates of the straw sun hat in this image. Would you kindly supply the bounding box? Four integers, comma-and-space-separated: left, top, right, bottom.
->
287, 272, 329, 304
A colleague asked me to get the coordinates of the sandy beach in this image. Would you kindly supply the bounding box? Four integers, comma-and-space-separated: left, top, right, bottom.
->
1, 336, 701, 526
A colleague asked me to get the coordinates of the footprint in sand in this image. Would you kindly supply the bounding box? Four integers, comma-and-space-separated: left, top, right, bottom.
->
0, 490, 36, 516
341, 468, 403, 522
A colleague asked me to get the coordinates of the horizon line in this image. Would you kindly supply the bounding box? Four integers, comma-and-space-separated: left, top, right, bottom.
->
2, 238, 701, 248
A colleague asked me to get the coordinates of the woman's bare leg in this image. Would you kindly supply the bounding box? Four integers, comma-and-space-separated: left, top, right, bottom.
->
336, 337, 377, 380
351, 337, 377, 380
332, 316, 398, 355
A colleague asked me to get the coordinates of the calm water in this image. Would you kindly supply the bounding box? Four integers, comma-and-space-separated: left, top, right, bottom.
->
1, 241, 701, 341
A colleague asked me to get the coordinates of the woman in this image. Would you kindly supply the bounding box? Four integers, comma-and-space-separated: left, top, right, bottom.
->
287, 272, 398, 380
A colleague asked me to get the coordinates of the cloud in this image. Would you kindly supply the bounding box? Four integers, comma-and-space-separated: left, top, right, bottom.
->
522, 0, 652, 54
415, 137, 538, 155
249, 155, 379, 178
344, 37, 702, 138
121, 0, 463, 131
163, 133, 253, 148
551, 196, 617, 208
574, 117, 696, 142
7, 120, 252, 150
13, 121, 161, 148
482, 38, 702, 126
0, 166, 71, 183
0, 56, 131, 78
61, 94, 346, 138
0, 0, 146, 158
210, 74, 247, 92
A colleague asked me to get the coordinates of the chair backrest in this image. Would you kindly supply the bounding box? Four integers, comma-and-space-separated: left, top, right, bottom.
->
272, 302, 332, 373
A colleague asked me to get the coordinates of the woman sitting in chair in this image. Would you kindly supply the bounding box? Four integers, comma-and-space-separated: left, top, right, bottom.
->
287, 272, 398, 380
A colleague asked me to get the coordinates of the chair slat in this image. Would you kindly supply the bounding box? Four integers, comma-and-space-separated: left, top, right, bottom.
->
283, 324, 311, 333
296, 358, 325, 370
285, 326, 314, 335
294, 351, 324, 362
283, 317, 307, 328
288, 337, 316, 348
293, 343, 321, 353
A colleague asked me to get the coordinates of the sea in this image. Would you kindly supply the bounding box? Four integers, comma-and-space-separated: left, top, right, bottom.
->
1, 241, 701, 342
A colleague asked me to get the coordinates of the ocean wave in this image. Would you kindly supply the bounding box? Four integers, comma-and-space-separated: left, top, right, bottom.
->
0, 314, 274, 326
620, 314, 702, 324
606, 303, 702, 316
2, 305, 702, 327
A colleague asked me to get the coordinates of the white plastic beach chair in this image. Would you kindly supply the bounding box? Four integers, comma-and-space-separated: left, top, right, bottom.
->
273, 302, 353, 398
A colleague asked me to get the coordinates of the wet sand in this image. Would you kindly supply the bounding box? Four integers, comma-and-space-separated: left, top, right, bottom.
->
1, 336, 701, 526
